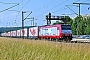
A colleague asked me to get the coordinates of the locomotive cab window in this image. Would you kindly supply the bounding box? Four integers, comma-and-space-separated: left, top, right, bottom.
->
61, 25, 71, 30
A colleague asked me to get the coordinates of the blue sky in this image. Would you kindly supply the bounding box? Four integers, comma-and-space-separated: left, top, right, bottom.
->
0, 0, 90, 27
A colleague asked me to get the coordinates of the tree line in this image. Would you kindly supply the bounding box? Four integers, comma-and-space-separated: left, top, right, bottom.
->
53, 15, 90, 35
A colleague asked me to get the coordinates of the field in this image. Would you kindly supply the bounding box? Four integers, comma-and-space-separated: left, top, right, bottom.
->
0, 37, 90, 60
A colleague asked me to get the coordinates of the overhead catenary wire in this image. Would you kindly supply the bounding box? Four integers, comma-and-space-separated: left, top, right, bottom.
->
15, 0, 31, 17
34, 0, 60, 12
0, 0, 23, 27
83, 0, 89, 2
35, 0, 80, 14
35, 0, 69, 18
13, 0, 24, 27
12, 0, 23, 27
78, 5, 90, 15
74, 0, 80, 2
1, 0, 89, 27
14, 0, 31, 26
0, 3, 19, 13
6, 0, 31, 27
21, 0, 30, 10
26, 0, 90, 26
66, 5, 78, 15
9, 0, 79, 26
48, 0, 69, 11
7, 0, 24, 27
52, 0, 80, 14
33, 0, 81, 22
0, 2, 19, 4
52, 7, 67, 13
16, 0, 86, 26
31, 0, 61, 20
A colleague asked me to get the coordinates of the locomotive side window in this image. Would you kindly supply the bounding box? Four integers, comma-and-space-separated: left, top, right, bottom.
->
61, 25, 71, 30
57, 27, 59, 30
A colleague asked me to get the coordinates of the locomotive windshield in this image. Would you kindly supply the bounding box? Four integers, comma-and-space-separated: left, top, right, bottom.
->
61, 25, 71, 30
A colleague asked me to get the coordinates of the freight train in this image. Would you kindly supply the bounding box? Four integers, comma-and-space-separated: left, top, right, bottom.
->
1, 24, 72, 42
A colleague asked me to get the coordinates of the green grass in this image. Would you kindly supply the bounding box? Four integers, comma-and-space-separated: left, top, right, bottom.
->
0, 37, 90, 60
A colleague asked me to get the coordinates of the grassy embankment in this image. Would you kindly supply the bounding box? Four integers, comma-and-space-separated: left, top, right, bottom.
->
0, 37, 90, 60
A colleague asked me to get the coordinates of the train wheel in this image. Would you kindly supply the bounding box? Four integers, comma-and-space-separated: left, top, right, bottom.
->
50, 38, 52, 41
39, 38, 41, 40
53, 38, 56, 41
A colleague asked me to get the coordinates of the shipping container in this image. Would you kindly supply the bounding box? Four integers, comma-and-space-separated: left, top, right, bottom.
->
28, 26, 38, 39
20, 28, 28, 38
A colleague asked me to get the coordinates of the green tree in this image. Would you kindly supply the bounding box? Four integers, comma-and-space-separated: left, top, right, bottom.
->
53, 21, 64, 25
65, 16, 73, 25
72, 15, 85, 35
71, 19, 77, 35
78, 20, 85, 35
77, 16, 85, 35
85, 17, 90, 34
